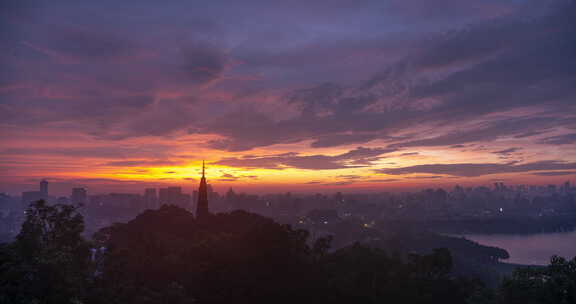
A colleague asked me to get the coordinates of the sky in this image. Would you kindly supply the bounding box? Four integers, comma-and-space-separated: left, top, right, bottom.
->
1, 0, 575, 196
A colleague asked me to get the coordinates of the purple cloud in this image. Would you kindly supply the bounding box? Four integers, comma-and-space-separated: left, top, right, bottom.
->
539, 133, 576, 145
215, 147, 396, 170
376, 160, 576, 177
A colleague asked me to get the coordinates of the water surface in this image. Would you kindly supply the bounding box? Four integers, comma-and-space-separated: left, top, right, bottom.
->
462, 231, 576, 265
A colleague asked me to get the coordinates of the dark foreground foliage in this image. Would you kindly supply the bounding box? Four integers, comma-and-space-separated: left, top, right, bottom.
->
2, 200, 575, 304
0, 200, 91, 303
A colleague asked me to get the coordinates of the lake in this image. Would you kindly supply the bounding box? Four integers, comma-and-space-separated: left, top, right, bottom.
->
462, 230, 576, 265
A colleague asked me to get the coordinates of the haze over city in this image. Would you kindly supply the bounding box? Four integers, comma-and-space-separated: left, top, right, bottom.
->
2, 0, 575, 196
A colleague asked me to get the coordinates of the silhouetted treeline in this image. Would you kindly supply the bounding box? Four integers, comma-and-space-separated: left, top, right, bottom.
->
1, 200, 576, 303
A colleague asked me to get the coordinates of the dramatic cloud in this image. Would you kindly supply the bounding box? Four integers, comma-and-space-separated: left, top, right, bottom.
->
179, 43, 229, 84
217, 173, 239, 182
321, 181, 356, 186
390, 117, 569, 149
193, 1, 576, 152
214, 147, 396, 170
2, 17, 231, 141
2, 0, 575, 193
400, 152, 419, 156
102, 160, 184, 167
367, 179, 401, 183
0, 145, 173, 159
304, 181, 323, 185
41, 28, 136, 61
310, 133, 380, 148
216, 173, 259, 182
6, 0, 575, 149
404, 175, 445, 179
492, 147, 522, 159
493, 148, 521, 155
539, 133, 576, 145
312, 177, 402, 186
531, 171, 576, 176
336, 175, 365, 180
376, 161, 576, 177
70, 178, 150, 184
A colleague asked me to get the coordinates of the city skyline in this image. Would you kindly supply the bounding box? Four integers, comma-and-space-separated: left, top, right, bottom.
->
1, 0, 576, 195
11, 174, 575, 199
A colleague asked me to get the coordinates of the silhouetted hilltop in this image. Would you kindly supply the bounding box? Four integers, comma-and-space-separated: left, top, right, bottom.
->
4, 201, 575, 304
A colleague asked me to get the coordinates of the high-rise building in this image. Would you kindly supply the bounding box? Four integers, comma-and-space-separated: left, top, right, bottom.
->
158, 187, 190, 209
159, 187, 179, 205
225, 188, 236, 201
196, 161, 209, 219
21, 180, 49, 205
71, 188, 87, 205
207, 184, 219, 201
144, 188, 158, 209
40, 179, 48, 199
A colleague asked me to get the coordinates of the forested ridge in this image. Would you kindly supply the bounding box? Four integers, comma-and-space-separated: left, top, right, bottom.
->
2, 200, 576, 304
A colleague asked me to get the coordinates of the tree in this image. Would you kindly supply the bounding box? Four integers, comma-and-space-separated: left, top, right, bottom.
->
499, 255, 576, 304
92, 206, 333, 304
0, 200, 91, 304
323, 243, 479, 304
1, 202, 488, 304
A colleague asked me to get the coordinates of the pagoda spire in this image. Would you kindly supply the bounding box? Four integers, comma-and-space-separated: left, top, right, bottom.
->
196, 160, 209, 219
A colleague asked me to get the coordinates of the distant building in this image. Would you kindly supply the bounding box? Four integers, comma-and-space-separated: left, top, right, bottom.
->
226, 188, 236, 201
71, 188, 87, 205
192, 190, 198, 206
40, 179, 48, 199
57, 196, 70, 204
159, 187, 180, 205
144, 188, 158, 209
90, 193, 141, 209
159, 187, 190, 209
22, 179, 49, 205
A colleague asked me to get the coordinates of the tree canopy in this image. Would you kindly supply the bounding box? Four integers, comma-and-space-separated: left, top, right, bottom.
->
6, 201, 574, 304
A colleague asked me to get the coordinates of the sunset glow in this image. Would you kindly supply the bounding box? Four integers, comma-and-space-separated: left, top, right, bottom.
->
1, 0, 575, 196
